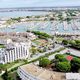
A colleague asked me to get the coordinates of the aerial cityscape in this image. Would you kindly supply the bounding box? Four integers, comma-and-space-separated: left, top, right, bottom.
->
0, 0, 80, 80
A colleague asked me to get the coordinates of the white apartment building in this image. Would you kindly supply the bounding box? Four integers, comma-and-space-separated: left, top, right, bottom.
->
0, 39, 31, 64
17, 64, 57, 80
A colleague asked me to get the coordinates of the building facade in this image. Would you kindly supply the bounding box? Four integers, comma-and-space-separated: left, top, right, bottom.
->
17, 67, 39, 80
0, 39, 31, 64
17, 64, 57, 80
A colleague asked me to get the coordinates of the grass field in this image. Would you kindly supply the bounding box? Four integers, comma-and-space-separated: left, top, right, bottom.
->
3, 60, 25, 70
0, 44, 5, 48
0, 77, 3, 80
32, 38, 49, 47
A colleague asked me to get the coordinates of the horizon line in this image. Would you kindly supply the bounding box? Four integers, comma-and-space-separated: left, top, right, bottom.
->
0, 6, 80, 9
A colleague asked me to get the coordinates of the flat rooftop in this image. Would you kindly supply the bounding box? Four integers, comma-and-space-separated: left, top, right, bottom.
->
66, 73, 80, 80
20, 64, 65, 80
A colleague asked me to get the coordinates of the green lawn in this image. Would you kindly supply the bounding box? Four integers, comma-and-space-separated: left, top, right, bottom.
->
33, 40, 40, 45
0, 77, 3, 80
3, 60, 25, 69
0, 44, 5, 48
8, 71, 18, 80
32, 39, 49, 47
0, 60, 27, 80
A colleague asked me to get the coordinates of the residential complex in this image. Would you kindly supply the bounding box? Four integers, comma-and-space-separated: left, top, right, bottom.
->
0, 38, 31, 64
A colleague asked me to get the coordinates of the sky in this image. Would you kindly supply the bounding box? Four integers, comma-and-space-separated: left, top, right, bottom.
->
0, 0, 80, 8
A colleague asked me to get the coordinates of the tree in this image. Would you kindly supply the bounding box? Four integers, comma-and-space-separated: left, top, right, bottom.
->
0, 64, 4, 73
62, 40, 69, 45
75, 40, 80, 49
32, 31, 52, 39
2, 69, 8, 80
56, 62, 71, 72
71, 58, 80, 72
69, 40, 76, 45
75, 40, 80, 44
55, 54, 64, 60
50, 17, 54, 21
26, 16, 30, 18
59, 57, 68, 62
31, 47, 37, 54
39, 58, 51, 67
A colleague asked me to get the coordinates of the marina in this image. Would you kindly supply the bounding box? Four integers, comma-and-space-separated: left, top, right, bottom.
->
0, 20, 80, 35
0, 7, 80, 35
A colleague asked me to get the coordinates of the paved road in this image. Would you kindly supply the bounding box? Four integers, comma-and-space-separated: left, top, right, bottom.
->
48, 48, 68, 60
68, 48, 80, 57
48, 47, 80, 60
28, 44, 64, 62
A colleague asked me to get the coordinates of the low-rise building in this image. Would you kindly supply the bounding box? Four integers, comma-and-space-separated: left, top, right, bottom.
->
17, 64, 65, 80
66, 73, 80, 80
27, 32, 37, 40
